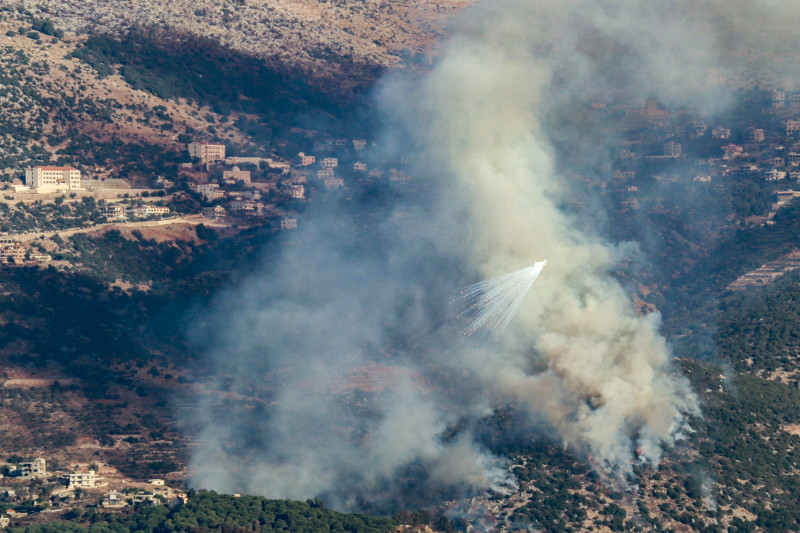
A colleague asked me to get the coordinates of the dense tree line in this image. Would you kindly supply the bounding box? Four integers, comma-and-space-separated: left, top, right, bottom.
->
69, 30, 353, 139
6, 492, 397, 533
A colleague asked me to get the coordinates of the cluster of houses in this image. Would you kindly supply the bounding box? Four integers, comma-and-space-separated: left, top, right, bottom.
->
183, 139, 421, 231
102, 204, 171, 221
0, 236, 50, 264
0, 457, 187, 525
100, 479, 188, 509
185, 141, 374, 230
581, 91, 800, 218
0, 136, 399, 250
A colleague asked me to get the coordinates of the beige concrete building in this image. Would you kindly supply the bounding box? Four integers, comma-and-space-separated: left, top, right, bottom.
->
298, 152, 316, 166
18, 458, 46, 479
723, 144, 744, 159
68, 470, 97, 489
744, 127, 765, 144
202, 206, 227, 218
25, 166, 82, 192
0, 244, 24, 263
101, 491, 127, 509
103, 205, 128, 221
287, 184, 305, 199
321, 157, 338, 169
229, 199, 255, 216
224, 157, 264, 165
268, 160, 291, 173
766, 169, 787, 181
188, 143, 226, 164
222, 167, 251, 184
193, 183, 224, 201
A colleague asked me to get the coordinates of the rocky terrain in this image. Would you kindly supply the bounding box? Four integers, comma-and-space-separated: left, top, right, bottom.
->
0, 15, 252, 179
23, 0, 476, 92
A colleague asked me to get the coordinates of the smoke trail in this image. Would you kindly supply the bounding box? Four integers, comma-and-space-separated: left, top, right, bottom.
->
456, 261, 547, 336
187, 0, 800, 510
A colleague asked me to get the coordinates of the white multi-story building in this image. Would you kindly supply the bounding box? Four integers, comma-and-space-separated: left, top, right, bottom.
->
68, 470, 97, 488
25, 166, 82, 192
130, 206, 170, 218
280, 217, 298, 230
103, 205, 128, 221
188, 143, 226, 164
320, 157, 338, 169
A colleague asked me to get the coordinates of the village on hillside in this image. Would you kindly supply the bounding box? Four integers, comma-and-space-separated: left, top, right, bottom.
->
6, 84, 800, 272
0, 457, 188, 527
0, 135, 402, 265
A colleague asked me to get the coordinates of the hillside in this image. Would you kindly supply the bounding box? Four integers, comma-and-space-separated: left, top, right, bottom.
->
4, 1, 800, 532
22, 0, 476, 94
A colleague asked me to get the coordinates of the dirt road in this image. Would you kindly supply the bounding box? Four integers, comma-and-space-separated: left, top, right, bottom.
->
10, 214, 228, 243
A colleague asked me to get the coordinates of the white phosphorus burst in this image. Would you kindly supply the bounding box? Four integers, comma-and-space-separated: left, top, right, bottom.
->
456, 260, 547, 336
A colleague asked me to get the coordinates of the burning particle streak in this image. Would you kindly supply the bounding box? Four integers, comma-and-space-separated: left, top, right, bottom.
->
456, 260, 547, 336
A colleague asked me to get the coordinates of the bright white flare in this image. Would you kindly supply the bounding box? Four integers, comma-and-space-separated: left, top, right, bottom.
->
458, 260, 547, 335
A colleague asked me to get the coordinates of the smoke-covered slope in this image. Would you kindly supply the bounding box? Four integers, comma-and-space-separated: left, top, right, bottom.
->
5, 0, 800, 531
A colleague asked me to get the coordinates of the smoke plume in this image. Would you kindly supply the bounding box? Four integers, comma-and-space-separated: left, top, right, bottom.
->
187, 0, 800, 511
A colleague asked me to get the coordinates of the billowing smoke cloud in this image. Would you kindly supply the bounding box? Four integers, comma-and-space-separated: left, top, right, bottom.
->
187, 0, 800, 511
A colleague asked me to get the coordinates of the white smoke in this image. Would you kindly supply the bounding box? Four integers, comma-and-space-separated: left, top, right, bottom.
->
456, 261, 547, 336
188, 0, 800, 510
